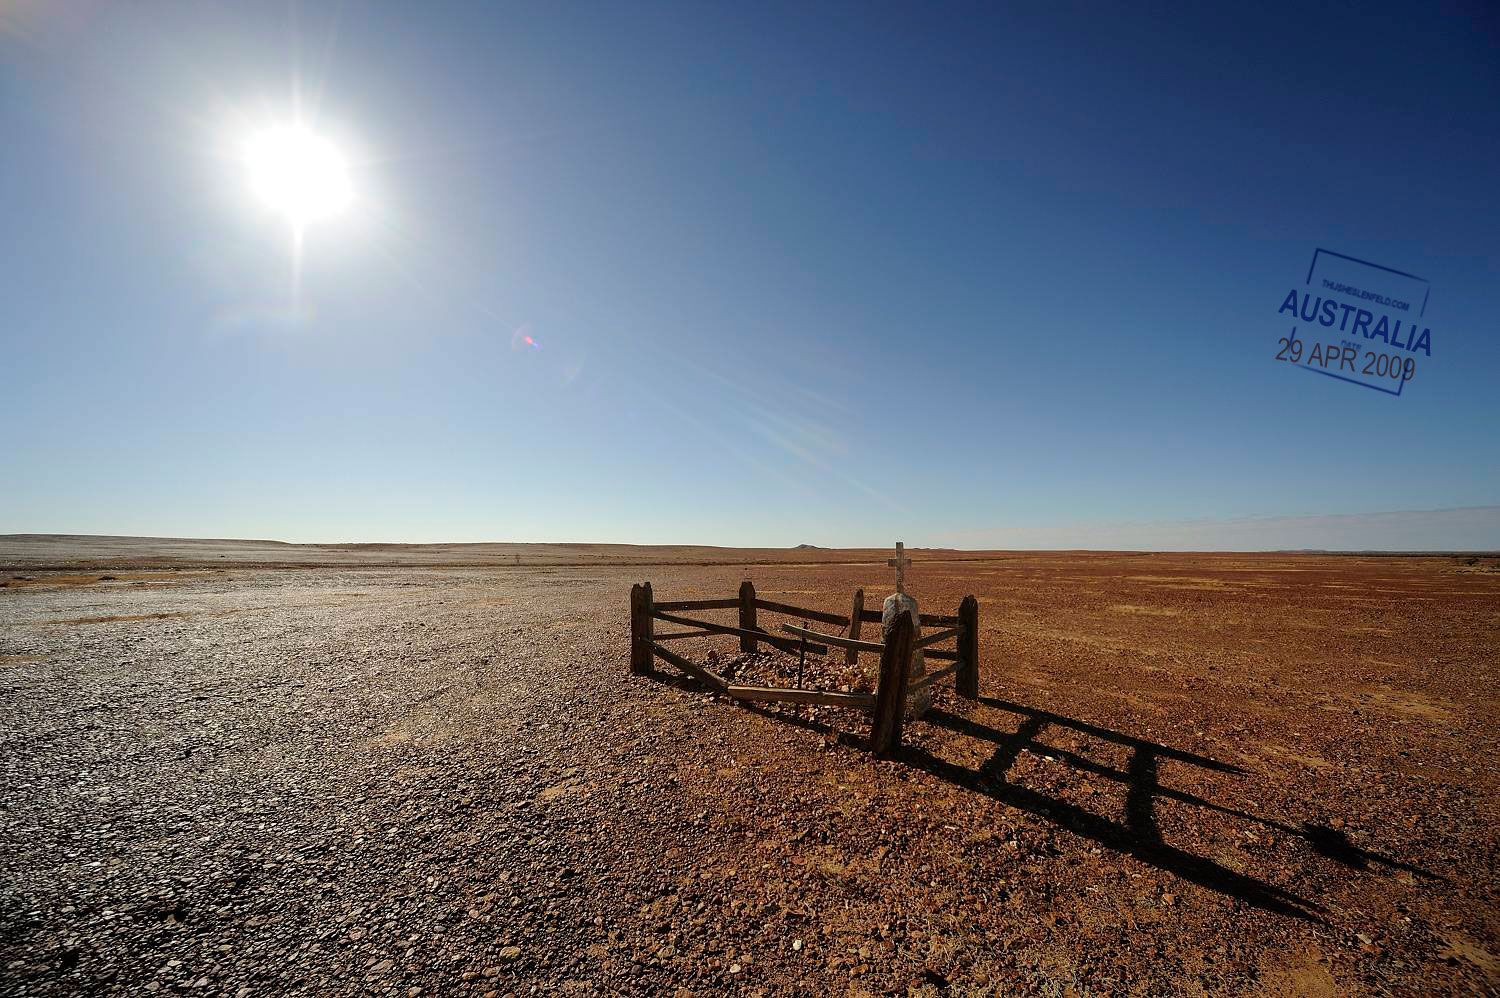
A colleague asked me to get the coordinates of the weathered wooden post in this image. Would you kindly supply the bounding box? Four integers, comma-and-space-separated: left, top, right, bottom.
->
869, 611, 914, 756
883, 590, 927, 718
630, 582, 654, 675
738, 579, 757, 653
845, 588, 864, 667
957, 594, 979, 699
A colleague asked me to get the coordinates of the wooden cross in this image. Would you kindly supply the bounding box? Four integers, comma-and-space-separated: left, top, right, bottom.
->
887, 541, 911, 594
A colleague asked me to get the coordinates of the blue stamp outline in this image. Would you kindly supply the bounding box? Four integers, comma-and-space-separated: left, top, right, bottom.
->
1287, 248, 1429, 397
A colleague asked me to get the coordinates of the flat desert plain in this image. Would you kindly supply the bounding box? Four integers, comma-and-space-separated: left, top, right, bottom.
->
1, 537, 1497, 997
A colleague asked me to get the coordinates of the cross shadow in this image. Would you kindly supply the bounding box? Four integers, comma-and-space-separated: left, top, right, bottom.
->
898, 696, 1440, 921
964, 698, 1439, 880
639, 668, 1438, 919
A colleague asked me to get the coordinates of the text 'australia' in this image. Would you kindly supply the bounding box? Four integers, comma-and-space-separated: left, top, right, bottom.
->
1278, 290, 1432, 356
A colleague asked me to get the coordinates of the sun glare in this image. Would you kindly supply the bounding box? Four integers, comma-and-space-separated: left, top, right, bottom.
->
244, 124, 353, 227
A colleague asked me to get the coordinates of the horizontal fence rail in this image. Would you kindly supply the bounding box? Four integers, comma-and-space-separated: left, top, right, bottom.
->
778, 623, 884, 654
857, 608, 961, 628
907, 660, 963, 694
651, 608, 827, 656
754, 598, 850, 628
914, 626, 962, 649
722, 685, 875, 709
650, 643, 873, 711
654, 597, 742, 611
650, 641, 727, 693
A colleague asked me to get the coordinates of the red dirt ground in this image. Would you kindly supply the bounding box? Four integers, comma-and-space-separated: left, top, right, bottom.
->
1, 539, 1496, 995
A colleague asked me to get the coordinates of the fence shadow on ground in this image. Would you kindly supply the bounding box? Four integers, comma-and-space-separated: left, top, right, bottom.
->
641, 667, 1438, 922
902, 695, 1441, 922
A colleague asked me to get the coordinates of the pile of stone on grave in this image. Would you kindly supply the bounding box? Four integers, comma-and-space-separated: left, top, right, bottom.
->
703, 648, 876, 699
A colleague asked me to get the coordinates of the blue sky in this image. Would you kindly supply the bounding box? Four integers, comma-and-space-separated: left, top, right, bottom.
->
2, 2, 1497, 549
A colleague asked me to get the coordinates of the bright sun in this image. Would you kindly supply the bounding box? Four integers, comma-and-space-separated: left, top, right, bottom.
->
244, 124, 353, 227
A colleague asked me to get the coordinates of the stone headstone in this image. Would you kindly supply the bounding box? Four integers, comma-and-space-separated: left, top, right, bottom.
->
882, 591, 930, 718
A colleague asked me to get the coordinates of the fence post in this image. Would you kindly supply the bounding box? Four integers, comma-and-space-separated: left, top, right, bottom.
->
869, 611, 913, 756
630, 581, 654, 675
845, 588, 864, 667
957, 594, 979, 699
738, 579, 757, 653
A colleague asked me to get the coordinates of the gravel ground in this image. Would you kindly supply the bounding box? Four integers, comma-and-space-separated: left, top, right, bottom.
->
1, 551, 1497, 996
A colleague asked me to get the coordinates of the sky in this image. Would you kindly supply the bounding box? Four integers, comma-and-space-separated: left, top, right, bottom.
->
2, 1, 1498, 549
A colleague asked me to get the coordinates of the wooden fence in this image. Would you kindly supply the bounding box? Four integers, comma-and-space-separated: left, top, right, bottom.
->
629, 581, 979, 755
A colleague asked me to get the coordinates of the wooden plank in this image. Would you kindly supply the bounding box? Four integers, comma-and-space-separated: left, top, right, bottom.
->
845, 589, 864, 667
754, 598, 850, 628
907, 660, 962, 695
629, 582, 653, 675
653, 598, 740, 611
957, 595, 979, 699
923, 648, 958, 662
779, 623, 884, 654
650, 642, 727, 692
862, 606, 957, 627
869, 613, 913, 756
652, 629, 714, 641
914, 626, 961, 649
919, 612, 961, 627
739, 580, 757, 653
650, 609, 717, 629
723, 685, 874, 709
653, 610, 826, 655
